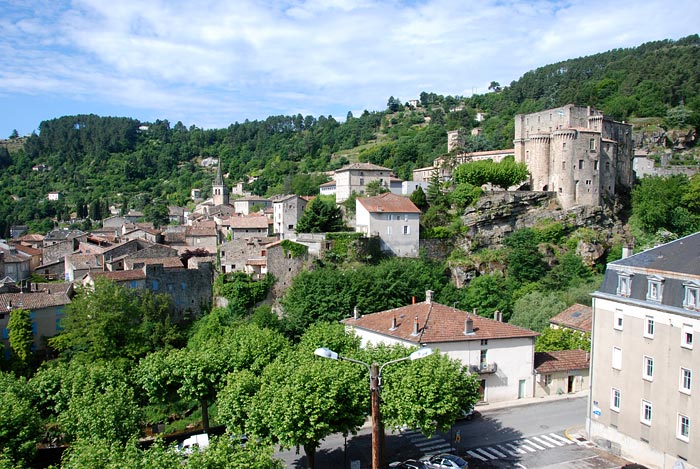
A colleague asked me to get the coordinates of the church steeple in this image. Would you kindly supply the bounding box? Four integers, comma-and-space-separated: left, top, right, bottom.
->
212, 158, 228, 206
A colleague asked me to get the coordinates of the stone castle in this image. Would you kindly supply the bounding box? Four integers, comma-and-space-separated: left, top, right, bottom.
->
514, 104, 634, 209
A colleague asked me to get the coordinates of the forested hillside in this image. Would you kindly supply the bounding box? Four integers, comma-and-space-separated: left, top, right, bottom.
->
1, 34, 699, 235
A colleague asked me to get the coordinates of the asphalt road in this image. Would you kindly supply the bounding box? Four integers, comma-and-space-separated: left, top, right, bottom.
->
274, 396, 601, 468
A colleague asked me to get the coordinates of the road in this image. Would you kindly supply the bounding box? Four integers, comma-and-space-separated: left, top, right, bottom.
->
274, 395, 627, 468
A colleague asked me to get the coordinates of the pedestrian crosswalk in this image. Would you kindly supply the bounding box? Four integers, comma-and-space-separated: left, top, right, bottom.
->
465, 432, 574, 462
400, 429, 453, 454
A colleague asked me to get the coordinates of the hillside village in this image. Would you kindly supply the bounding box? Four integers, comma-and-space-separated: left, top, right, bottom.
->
1, 100, 699, 468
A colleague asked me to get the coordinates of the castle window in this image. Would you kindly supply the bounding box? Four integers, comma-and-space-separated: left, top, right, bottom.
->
563, 142, 566, 150
589, 139, 597, 151
594, 160, 599, 170
562, 161, 566, 170
578, 160, 584, 169
585, 180, 592, 185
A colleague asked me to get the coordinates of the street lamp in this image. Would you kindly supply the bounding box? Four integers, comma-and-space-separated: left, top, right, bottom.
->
314, 346, 433, 469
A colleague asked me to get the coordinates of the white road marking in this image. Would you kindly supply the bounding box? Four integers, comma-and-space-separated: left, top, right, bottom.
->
532, 436, 556, 448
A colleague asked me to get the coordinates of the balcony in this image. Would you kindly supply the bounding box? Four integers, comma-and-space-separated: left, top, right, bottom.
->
469, 362, 498, 374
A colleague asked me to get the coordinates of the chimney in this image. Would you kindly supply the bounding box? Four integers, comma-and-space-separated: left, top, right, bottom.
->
494, 310, 503, 322
353, 306, 359, 320
622, 244, 633, 259
390, 315, 397, 330
426, 290, 433, 304
473, 308, 477, 316
464, 317, 474, 335
412, 316, 419, 336
412, 296, 416, 305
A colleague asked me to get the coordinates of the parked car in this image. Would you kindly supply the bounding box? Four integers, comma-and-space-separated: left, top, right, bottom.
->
458, 405, 479, 421
389, 459, 427, 469
420, 453, 469, 469
177, 433, 209, 454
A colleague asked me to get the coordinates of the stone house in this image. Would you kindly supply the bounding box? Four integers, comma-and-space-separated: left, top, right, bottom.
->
355, 193, 421, 258
273, 195, 308, 240
534, 349, 590, 398
0, 243, 32, 283
514, 104, 634, 209
0, 282, 74, 355
588, 232, 700, 468
342, 291, 539, 404
265, 240, 311, 298
333, 163, 395, 203
185, 224, 219, 253
219, 236, 276, 274
223, 214, 270, 240
84, 261, 214, 318
233, 195, 271, 215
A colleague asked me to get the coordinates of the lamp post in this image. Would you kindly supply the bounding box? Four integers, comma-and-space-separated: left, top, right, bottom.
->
314, 346, 433, 469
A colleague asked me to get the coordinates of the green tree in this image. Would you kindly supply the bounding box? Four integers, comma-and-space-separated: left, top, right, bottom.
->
462, 273, 514, 320
296, 196, 345, 233
56, 360, 140, 443
365, 180, 389, 196
509, 291, 567, 332
49, 278, 181, 360
8, 129, 19, 139
449, 182, 482, 211
0, 372, 42, 465
504, 228, 548, 285
631, 175, 688, 234
536, 327, 591, 352
376, 345, 480, 435
247, 348, 366, 469
7, 308, 33, 371
409, 186, 428, 211
144, 200, 170, 228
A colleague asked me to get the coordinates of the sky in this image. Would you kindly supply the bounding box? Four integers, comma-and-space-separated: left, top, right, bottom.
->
1, 0, 699, 138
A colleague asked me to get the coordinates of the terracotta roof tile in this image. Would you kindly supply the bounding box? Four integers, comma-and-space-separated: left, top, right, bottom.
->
534, 350, 590, 373
0, 291, 71, 310
336, 162, 391, 173
343, 300, 538, 344
227, 215, 270, 229
549, 303, 592, 333
357, 193, 421, 214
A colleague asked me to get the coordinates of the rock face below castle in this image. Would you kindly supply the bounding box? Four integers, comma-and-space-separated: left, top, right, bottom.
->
460, 191, 616, 250
514, 104, 634, 210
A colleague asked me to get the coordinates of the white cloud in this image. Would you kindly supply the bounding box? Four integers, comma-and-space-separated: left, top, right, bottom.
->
1, 0, 699, 134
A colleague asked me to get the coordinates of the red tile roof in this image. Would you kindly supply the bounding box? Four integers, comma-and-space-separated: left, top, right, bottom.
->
0, 291, 72, 310
228, 215, 270, 229
335, 162, 391, 173
549, 303, 592, 333
342, 299, 538, 344
356, 193, 421, 214
534, 350, 590, 373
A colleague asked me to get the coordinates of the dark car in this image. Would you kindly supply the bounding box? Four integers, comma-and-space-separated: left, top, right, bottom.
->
389, 459, 427, 469
420, 453, 469, 469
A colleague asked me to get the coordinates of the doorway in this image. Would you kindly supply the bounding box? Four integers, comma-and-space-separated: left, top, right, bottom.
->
518, 379, 526, 399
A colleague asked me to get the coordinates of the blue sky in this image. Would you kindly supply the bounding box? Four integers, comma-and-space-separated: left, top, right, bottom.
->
1, 0, 698, 138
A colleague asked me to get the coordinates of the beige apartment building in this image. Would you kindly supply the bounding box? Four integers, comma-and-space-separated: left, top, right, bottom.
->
589, 234, 700, 469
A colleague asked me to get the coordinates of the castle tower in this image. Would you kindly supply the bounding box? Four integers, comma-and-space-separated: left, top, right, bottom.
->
212, 159, 228, 206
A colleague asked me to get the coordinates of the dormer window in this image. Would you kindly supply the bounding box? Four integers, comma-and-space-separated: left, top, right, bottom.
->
683, 281, 700, 310
646, 275, 664, 302
617, 272, 633, 297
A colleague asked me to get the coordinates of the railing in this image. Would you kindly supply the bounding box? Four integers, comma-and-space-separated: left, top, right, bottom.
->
469, 362, 498, 374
